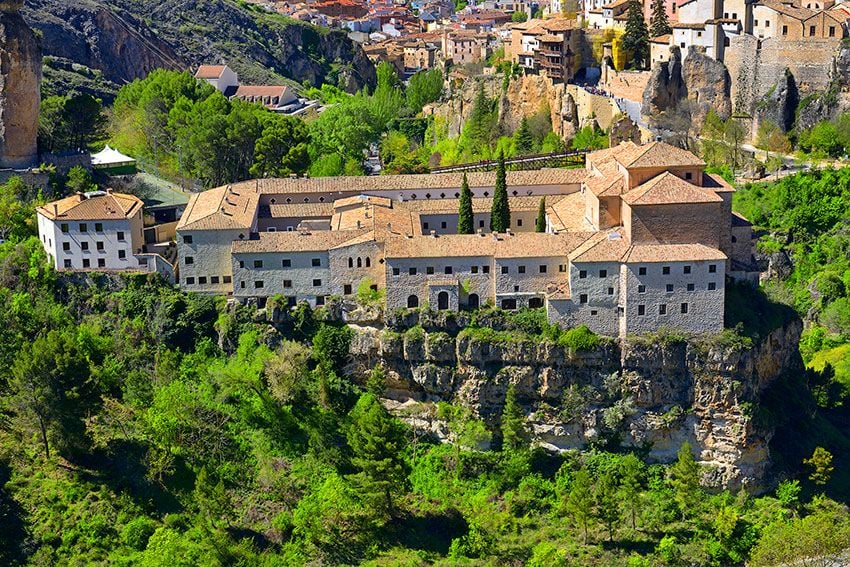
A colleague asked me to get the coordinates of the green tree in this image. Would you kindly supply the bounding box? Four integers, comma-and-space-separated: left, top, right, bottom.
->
310, 97, 378, 162
571, 124, 608, 151
594, 469, 620, 541
346, 393, 408, 516
490, 152, 510, 232
500, 384, 527, 451
312, 324, 354, 373
9, 330, 95, 459
514, 117, 534, 155
668, 442, 701, 519
804, 446, 834, 486
66, 166, 96, 193
649, 0, 672, 38
535, 197, 546, 232
406, 68, 443, 114
263, 340, 311, 404
371, 61, 405, 131
463, 82, 497, 154
618, 453, 644, 530
621, 0, 650, 69
0, 177, 29, 241
566, 467, 594, 544
458, 173, 474, 234
511, 11, 528, 22
250, 114, 311, 178
38, 93, 107, 152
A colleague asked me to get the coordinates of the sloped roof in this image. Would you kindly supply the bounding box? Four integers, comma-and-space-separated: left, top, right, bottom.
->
37, 191, 142, 221
91, 145, 136, 167
383, 231, 592, 259
195, 65, 227, 79
623, 172, 723, 205
621, 244, 727, 263
569, 229, 630, 262
589, 141, 705, 170
177, 185, 259, 231
585, 163, 624, 197
231, 229, 371, 253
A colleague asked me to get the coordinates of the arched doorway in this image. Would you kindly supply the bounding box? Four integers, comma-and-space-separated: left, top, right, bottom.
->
468, 293, 480, 309
407, 295, 419, 308
437, 291, 449, 310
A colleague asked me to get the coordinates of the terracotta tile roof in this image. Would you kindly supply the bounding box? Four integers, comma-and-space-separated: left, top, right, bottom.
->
37, 191, 142, 221
547, 192, 589, 232
546, 281, 571, 299
702, 172, 735, 193
177, 185, 259, 231
621, 244, 727, 263
623, 172, 723, 205
231, 229, 371, 253
537, 34, 565, 42
569, 229, 630, 262
604, 0, 633, 8
267, 202, 334, 218
401, 195, 565, 214
590, 141, 705, 170
525, 26, 548, 34
672, 22, 706, 29
195, 65, 227, 79
333, 195, 393, 209
731, 211, 752, 227
586, 163, 624, 196
540, 18, 578, 31
244, 169, 585, 195
650, 34, 671, 43
758, 0, 814, 21
384, 231, 592, 259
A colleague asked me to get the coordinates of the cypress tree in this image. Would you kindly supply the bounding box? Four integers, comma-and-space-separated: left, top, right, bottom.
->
490, 151, 510, 232
514, 116, 534, 155
649, 0, 672, 37
621, 0, 650, 69
500, 384, 526, 451
458, 173, 474, 234
535, 197, 546, 232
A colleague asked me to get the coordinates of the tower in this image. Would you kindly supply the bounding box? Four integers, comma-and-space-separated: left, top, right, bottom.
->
0, 0, 41, 169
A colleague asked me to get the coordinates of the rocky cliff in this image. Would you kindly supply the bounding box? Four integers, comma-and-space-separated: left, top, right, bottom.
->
349, 317, 803, 492
22, 0, 375, 94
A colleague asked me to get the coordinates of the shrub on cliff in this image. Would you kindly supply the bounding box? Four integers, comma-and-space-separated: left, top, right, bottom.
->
558, 325, 602, 352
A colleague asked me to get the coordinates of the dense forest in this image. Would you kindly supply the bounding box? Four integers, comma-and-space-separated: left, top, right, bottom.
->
1, 167, 850, 565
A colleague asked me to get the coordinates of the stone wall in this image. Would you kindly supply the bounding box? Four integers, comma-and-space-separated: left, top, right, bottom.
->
350, 317, 804, 492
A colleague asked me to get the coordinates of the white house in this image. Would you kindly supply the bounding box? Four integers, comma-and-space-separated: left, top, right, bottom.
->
194, 65, 239, 94
36, 190, 146, 272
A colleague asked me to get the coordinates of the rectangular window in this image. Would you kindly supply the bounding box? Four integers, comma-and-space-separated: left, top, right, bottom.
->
638, 284, 646, 293
316, 296, 326, 306
559, 264, 566, 272
254, 260, 263, 268
471, 266, 479, 274
687, 283, 695, 291
254, 280, 264, 288
313, 279, 322, 287
284, 280, 292, 288
427, 266, 435, 274
518, 266, 526, 274
638, 304, 645, 315
118, 250, 126, 259
223, 276, 232, 283
810, 25, 816, 36
754, 19, 758, 26
638, 267, 646, 275
579, 293, 588, 304
659, 304, 667, 315
198, 276, 207, 284
829, 26, 835, 37
186, 277, 195, 284
63, 242, 70, 251
684, 265, 691, 274
239, 260, 245, 268
709, 264, 717, 273
445, 266, 453, 274
765, 21, 769, 27
185, 256, 194, 265
501, 266, 509, 274
80, 241, 89, 251
539, 265, 547, 273
516, 219, 523, 227
479, 220, 485, 228
83, 258, 91, 268
79, 223, 88, 232
96, 241, 104, 251
95, 223, 103, 232
64, 259, 72, 268
441, 221, 447, 229
409, 267, 417, 275
599, 269, 607, 278
344, 284, 352, 294
483, 266, 490, 274
312, 258, 321, 267
211, 276, 220, 284
782, 25, 788, 35
117, 231, 125, 241
708, 282, 717, 291
607, 287, 614, 295
666, 284, 674, 292
240, 281, 245, 289
681, 303, 689, 314
61, 223, 69, 233
183, 235, 193, 244
423, 222, 429, 230
282, 259, 291, 267
579, 270, 587, 279
662, 266, 670, 275
393, 267, 400, 275
97, 258, 105, 268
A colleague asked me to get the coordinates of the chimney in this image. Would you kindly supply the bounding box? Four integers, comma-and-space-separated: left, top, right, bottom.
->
52, 204, 58, 215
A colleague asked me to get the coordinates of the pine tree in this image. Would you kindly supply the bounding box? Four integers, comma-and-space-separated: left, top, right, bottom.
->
668, 442, 701, 520
594, 469, 620, 542
535, 197, 546, 232
618, 453, 644, 530
464, 81, 495, 153
458, 173, 474, 234
500, 384, 526, 451
649, 0, 672, 38
514, 116, 534, 155
490, 151, 510, 232
621, 0, 650, 70
566, 468, 594, 544
347, 393, 408, 517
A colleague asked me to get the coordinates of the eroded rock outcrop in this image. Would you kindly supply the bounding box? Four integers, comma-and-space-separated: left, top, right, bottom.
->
1, 0, 40, 168
350, 319, 803, 492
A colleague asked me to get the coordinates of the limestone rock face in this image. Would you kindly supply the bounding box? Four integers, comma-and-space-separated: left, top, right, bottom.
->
0, 0, 40, 168
754, 71, 798, 133
642, 47, 686, 118
358, 318, 804, 493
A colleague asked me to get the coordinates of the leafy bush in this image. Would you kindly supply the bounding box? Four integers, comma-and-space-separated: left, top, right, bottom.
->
121, 517, 158, 551
558, 325, 602, 352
